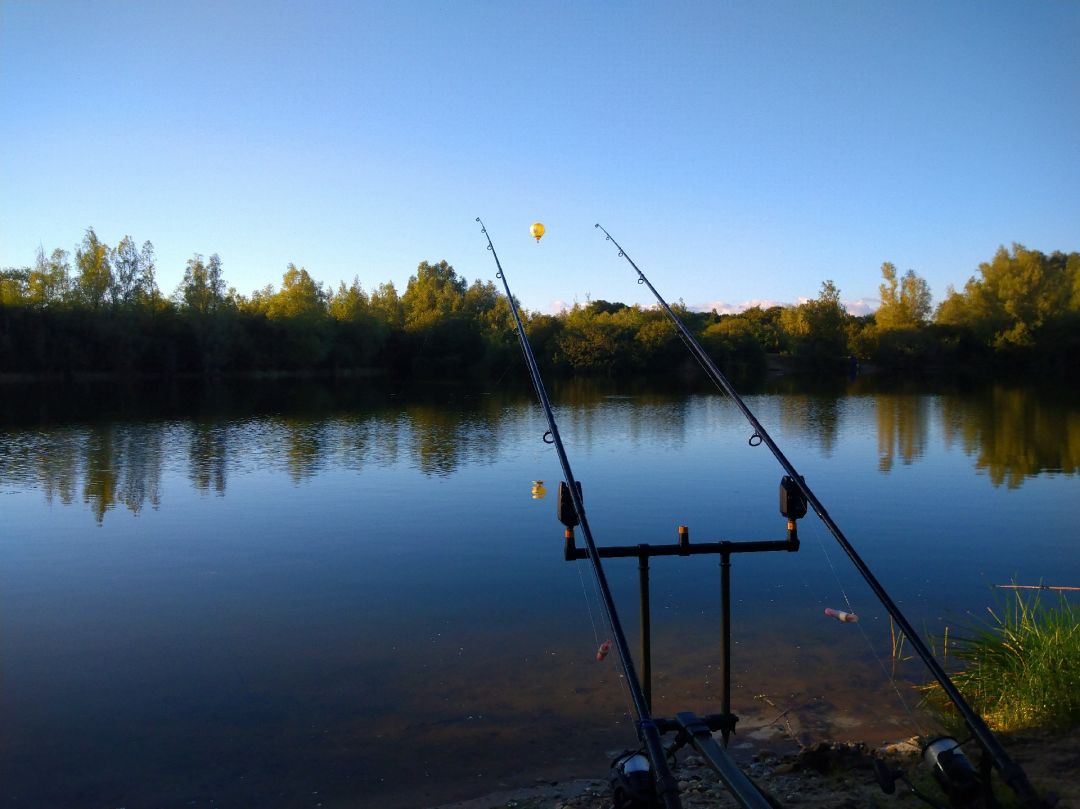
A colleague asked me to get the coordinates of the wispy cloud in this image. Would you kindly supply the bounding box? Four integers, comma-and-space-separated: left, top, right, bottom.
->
695, 299, 789, 314
694, 297, 879, 316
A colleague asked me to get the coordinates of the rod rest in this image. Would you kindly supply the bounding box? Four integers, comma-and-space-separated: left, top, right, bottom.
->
562, 529, 798, 561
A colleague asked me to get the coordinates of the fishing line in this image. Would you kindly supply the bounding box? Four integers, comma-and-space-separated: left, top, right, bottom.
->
576, 560, 602, 646
574, 545, 638, 734
594, 223, 1046, 809
807, 519, 929, 737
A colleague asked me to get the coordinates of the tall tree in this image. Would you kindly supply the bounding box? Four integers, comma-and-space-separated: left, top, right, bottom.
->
328, 277, 370, 321
74, 227, 113, 309
402, 260, 466, 332
877, 262, 932, 330
267, 264, 326, 319
264, 264, 331, 367
28, 247, 71, 307
179, 253, 226, 314
112, 236, 158, 308
933, 244, 1080, 349
369, 281, 403, 328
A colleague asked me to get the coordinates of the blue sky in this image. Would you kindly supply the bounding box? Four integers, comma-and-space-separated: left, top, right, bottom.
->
2, 1, 1078, 314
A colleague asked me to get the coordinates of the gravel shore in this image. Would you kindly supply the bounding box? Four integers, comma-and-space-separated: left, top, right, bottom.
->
431, 728, 1080, 809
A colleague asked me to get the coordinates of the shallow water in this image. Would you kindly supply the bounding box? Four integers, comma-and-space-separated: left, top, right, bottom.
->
1, 377, 1076, 807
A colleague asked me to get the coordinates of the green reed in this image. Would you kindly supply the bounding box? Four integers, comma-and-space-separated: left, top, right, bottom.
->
923, 591, 1079, 732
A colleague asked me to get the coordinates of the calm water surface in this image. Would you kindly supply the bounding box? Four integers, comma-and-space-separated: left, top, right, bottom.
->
1, 378, 1077, 808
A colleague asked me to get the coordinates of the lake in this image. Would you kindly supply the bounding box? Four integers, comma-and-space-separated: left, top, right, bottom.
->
1, 376, 1077, 808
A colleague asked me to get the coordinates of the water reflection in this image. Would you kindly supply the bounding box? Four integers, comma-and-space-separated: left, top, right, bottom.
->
778, 394, 842, 455
282, 418, 325, 482
113, 424, 163, 517
0, 424, 166, 523
941, 386, 1080, 488
37, 429, 80, 506
334, 411, 401, 469
404, 402, 499, 477
189, 422, 228, 494
0, 381, 1077, 523
875, 394, 932, 472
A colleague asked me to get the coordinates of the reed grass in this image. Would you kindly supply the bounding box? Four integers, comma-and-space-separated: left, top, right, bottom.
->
923, 591, 1080, 732
889, 616, 912, 678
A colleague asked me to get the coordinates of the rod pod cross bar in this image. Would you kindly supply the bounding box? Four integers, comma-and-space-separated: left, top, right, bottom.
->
593, 223, 1049, 809
475, 218, 682, 809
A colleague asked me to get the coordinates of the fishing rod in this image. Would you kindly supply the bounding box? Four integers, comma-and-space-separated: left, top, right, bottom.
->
475, 218, 683, 809
593, 223, 1049, 809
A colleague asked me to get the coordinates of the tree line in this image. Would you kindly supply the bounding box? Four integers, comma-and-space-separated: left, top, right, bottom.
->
2, 228, 1077, 378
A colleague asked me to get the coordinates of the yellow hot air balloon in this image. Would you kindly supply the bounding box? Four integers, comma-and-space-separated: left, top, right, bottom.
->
530, 222, 545, 243
531, 480, 547, 500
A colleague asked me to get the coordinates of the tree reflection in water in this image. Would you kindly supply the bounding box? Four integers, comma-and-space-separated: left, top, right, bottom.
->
189, 422, 228, 494
875, 394, 931, 472
941, 385, 1080, 488
0, 381, 1076, 521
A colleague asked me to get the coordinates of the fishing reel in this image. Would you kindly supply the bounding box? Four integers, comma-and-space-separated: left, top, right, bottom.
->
874, 737, 986, 809
608, 750, 659, 809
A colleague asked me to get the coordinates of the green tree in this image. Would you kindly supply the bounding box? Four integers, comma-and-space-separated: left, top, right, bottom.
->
0, 267, 30, 306
239, 283, 276, 316
732, 305, 787, 353
634, 314, 678, 362
74, 227, 113, 309
112, 236, 158, 308
174, 253, 230, 373
27, 247, 71, 307
555, 304, 637, 372
369, 281, 404, 329
179, 253, 226, 314
328, 277, 370, 321
463, 278, 516, 359
700, 317, 766, 370
877, 262, 932, 330
933, 244, 1079, 351
266, 264, 326, 319
328, 277, 388, 367
525, 312, 563, 367
780, 280, 849, 361
584, 299, 627, 317
264, 264, 331, 367
462, 279, 507, 331
935, 283, 972, 326
402, 260, 466, 332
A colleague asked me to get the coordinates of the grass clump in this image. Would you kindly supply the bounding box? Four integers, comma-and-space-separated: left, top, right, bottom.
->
924, 591, 1080, 732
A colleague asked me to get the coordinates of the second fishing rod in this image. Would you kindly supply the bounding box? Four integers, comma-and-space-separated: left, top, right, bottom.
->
593, 222, 1048, 809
